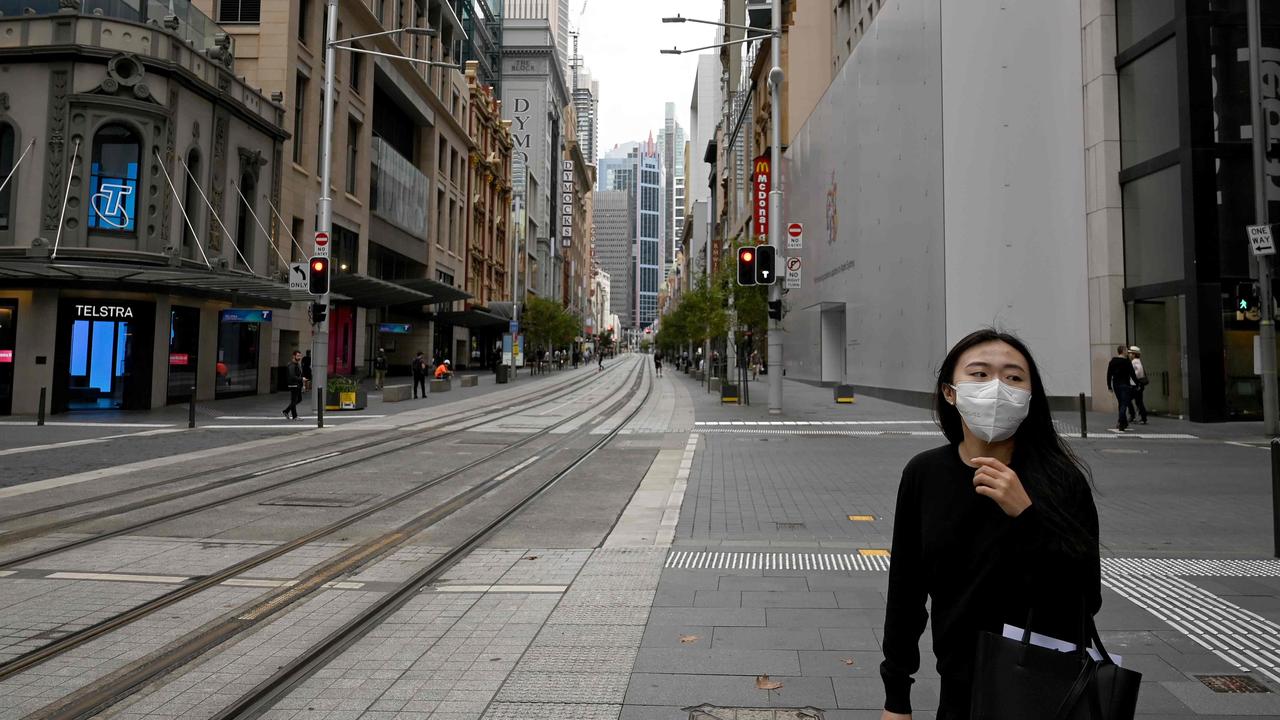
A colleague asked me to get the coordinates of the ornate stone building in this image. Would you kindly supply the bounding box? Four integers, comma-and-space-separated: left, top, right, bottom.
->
0, 0, 288, 415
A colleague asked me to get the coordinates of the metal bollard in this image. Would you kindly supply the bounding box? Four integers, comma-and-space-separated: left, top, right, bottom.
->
317, 387, 325, 429
188, 385, 196, 429
1078, 392, 1087, 438
1272, 439, 1280, 558
36, 387, 46, 426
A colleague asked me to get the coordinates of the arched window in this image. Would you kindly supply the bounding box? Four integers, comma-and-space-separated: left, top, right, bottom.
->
235, 171, 255, 269
88, 124, 140, 233
181, 149, 201, 256
0, 123, 14, 232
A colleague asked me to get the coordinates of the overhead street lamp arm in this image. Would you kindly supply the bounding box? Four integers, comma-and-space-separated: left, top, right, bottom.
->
659, 36, 773, 56
330, 26, 435, 46
334, 44, 463, 69
661, 14, 775, 34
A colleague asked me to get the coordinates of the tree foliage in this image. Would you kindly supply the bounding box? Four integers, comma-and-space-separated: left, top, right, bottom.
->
522, 296, 581, 350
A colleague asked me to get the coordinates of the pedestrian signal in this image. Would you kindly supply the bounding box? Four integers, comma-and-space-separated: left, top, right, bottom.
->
309, 301, 327, 325
755, 245, 776, 285
768, 299, 783, 321
308, 256, 330, 295
737, 247, 757, 286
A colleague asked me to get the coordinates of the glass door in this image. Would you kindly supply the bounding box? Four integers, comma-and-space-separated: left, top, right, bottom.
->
67, 318, 134, 409
1132, 296, 1186, 417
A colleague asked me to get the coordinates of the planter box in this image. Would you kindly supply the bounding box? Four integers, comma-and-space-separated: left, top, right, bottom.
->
431, 378, 451, 392
720, 383, 740, 403
383, 385, 411, 402
461, 375, 478, 387
324, 388, 367, 411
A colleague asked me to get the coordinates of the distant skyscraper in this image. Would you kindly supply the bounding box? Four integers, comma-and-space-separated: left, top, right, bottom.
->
572, 68, 599, 165
596, 139, 660, 329
658, 102, 686, 264
594, 190, 633, 327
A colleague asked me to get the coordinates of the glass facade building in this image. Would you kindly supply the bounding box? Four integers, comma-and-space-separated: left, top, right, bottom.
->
1117, 0, 1280, 420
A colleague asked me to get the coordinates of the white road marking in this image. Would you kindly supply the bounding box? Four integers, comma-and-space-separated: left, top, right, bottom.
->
46, 571, 189, 584
494, 455, 540, 481
250, 452, 342, 477
0, 421, 174, 428
0, 571, 16, 578
0, 428, 184, 457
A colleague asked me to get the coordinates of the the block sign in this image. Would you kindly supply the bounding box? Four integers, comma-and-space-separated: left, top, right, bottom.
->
753, 153, 770, 242
561, 160, 574, 248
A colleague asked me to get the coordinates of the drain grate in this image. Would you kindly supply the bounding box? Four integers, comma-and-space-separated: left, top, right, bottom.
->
685, 706, 824, 719
772, 522, 806, 530
1197, 675, 1272, 693
260, 493, 376, 508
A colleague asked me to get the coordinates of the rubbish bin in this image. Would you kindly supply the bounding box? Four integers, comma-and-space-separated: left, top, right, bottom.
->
496, 364, 509, 384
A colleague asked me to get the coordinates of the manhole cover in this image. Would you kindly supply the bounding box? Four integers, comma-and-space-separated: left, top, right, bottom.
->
1197, 675, 1272, 693
260, 493, 376, 508
773, 522, 805, 530
685, 706, 824, 720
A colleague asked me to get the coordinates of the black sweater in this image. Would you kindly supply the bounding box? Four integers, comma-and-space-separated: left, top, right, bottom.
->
879, 445, 1101, 716
1106, 356, 1138, 391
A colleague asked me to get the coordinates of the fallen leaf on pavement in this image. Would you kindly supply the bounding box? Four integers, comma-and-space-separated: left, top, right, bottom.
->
679, 634, 701, 644
522, 555, 539, 561
756, 674, 783, 690
842, 658, 856, 666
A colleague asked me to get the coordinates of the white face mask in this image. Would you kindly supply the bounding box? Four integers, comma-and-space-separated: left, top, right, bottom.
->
948, 379, 1032, 443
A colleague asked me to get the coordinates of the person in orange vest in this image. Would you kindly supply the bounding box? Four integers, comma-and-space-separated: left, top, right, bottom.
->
434, 359, 452, 379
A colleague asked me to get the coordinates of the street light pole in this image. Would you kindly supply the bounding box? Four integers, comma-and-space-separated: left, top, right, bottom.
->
766, 0, 783, 415
1249, 0, 1278, 437
312, 0, 339, 429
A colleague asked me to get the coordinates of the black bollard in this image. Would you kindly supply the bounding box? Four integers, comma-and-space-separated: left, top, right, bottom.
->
317, 387, 325, 429
36, 387, 46, 426
1272, 439, 1280, 558
188, 385, 196, 429
1078, 392, 1087, 438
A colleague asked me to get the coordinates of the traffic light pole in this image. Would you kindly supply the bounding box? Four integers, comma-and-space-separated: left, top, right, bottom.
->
766, 0, 783, 415
1249, 0, 1278, 437
312, 0, 338, 429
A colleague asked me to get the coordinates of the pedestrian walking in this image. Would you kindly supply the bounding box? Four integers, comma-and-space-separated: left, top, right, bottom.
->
301, 350, 313, 392
282, 350, 304, 420
1128, 346, 1149, 425
411, 350, 428, 399
750, 350, 761, 381
654, 353, 663, 377
597, 350, 604, 371
879, 329, 1101, 720
373, 348, 388, 390
1106, 344, 1139, 431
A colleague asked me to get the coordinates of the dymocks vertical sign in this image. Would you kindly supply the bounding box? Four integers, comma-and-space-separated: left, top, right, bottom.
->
753, 153, 770, 243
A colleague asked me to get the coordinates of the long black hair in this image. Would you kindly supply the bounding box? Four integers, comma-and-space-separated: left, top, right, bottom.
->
934, 328, 1098, 558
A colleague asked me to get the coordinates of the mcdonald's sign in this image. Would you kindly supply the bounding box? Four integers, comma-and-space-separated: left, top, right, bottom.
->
753, 153, 770, 242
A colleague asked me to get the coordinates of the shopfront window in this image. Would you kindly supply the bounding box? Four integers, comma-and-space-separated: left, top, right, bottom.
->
167, 306, 199, 404
88, 124, 140, 233
0, 299, 15, 415
1123, 164, 1184, 286
1131, 297, 1185, 417
0, 123, 14, 233
216, 309, 267, 396
66, 304, 142, 409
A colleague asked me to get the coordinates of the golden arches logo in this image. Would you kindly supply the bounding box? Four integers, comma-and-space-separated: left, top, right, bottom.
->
754, 160, 770, 173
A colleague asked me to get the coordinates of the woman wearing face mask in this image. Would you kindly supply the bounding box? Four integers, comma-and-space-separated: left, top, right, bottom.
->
879, 329, 1101, 720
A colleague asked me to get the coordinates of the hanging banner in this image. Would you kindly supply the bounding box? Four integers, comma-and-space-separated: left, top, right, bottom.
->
562, 160, 574, 248
753, 153, 770, 242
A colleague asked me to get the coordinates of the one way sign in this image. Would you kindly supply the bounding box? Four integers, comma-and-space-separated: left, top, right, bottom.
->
289, 262, 309, 291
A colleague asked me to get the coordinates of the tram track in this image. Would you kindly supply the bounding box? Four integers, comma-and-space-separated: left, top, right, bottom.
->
0, 363, 626, 567
26, 356, 654, 720
0, 363, 602, 535
0, 359, 644, 691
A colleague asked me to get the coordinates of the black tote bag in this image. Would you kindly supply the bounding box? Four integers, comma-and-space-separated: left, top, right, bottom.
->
970, 612, 1141, 720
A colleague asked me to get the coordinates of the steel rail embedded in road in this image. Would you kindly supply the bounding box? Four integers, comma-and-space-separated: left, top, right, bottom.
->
0, 364, 624, 569
0, 365, 606, 545
0, 361, 639, 685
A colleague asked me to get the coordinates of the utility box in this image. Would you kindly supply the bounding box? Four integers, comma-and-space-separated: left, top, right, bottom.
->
721, 383, 739, 403
834, 384, 856, 404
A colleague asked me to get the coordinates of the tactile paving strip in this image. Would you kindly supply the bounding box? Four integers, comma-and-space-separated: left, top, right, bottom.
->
547, 604, 653, 626
665, 550, 891, 572
1102, 558, 1280, 577
494, 671, 631, 703
481, 702, 622, 719
514, 646, 639, 674
532, 624, 645, 648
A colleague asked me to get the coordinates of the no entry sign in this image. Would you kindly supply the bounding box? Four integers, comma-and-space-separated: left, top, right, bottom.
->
787, 222, 803, 249
314, 231, 330, 258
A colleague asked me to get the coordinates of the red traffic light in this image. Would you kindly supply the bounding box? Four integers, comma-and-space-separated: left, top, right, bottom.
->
742, 250, 753, 262
308, 256, 330, 295
311, 259, 326, 272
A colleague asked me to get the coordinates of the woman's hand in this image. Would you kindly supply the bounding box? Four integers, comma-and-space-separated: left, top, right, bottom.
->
880, 711, 911, 720
971, 456, 1032, 517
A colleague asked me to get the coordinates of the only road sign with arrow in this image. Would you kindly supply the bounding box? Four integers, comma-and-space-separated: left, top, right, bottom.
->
289, 262, 309, 291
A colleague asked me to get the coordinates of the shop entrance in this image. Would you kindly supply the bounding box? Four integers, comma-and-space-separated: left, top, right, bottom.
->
54, 299, 154, 412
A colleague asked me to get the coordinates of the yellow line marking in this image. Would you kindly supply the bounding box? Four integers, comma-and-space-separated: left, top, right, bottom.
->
859, 549, 891, 557
847, 515, 875, 522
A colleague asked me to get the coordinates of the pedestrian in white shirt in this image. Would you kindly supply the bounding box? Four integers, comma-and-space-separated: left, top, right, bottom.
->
1128, 346, 1149, 425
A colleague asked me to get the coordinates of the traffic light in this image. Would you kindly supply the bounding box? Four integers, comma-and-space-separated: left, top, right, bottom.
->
755, 245, 776, 285
767, 299, 783, 321
309, 301, 327, 325
308, 256, 330, 295
737, 246, 757, 286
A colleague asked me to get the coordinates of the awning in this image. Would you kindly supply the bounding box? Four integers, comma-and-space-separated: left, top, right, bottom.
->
330, 273, 436, 308
0, 256, 301, 308
433, 308, 509, 329
485, 301, 515, 320
395, 277, 470, 304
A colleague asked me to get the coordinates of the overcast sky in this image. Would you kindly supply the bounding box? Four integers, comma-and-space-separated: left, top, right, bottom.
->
575, 0, 723, 154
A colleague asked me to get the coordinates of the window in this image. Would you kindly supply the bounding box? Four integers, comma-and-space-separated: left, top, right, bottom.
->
0, 123, 13, 232
1123, 164, 1183, 287
218, 0, 260, 23
349, 48, 362, 94
181, 150, 201, 254
375, 0, 385, 24
235, 171, 256, 269
291, 217, 305, 261
88, 123, 140, 233
346, 117, 360, 194
1119, 39, 1178, 168
1116, 0, 1174, 51
297, 0, 310, 43
293, 74, 307, 164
